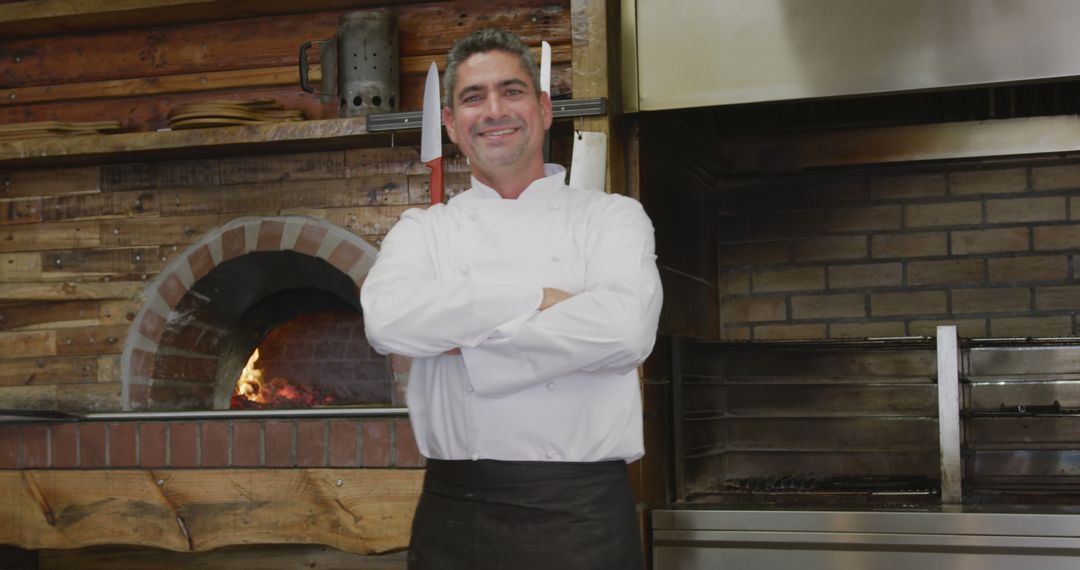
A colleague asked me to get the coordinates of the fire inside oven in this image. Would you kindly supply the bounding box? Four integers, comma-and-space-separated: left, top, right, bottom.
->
671, 337, 1080, 508
229, 309, 394, 410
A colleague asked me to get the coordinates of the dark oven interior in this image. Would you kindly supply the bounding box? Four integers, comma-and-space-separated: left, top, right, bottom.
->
671, 336, 1080, 508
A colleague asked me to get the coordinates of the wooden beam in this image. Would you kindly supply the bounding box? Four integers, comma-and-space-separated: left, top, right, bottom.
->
0, 0, 427, 39
0, 301, 99, 331
0, 46, 573, 108
0, 117, 370, 168
0, 282, 146, 301
0, 469, 423, 554
1, 67, 319, 108
570, 0, 625, 195
0, 355, 98, 387
0, 382, 120, 411
39, 546, 408, 570
1, 3, 571, 87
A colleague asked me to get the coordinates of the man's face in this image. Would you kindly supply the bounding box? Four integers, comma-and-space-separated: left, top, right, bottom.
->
442, 50, 552, 181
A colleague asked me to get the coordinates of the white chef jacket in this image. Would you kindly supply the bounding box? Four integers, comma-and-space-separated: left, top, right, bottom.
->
360, 164, 662, 463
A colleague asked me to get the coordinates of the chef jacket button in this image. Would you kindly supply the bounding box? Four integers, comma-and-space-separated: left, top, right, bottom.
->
460, 264, 470, 275
545, 451, 555, 459
467, 210, 477, 221
550, 255, 559, 262
466, 385, 475, 393
471, 453, 479, 461
546, 382, 556, 391
548, 202, 560, 210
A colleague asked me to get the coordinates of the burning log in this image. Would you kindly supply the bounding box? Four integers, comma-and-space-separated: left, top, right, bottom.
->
230, 349, 334, 409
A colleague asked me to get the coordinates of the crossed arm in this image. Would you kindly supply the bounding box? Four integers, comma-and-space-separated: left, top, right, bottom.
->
360, 199, 662, 396
440, 287, 573, 355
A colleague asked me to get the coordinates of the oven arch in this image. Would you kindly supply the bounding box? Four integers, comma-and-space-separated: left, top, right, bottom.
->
119, 215, 381, 411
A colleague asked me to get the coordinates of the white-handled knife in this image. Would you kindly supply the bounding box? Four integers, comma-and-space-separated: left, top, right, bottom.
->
540, 41, 551, 162
421, 61, 443, 205
540, 41, 551, 95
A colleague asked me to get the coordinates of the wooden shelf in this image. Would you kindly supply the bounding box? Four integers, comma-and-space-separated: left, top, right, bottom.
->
0, 0, 426, 39
0, 117, 408, 169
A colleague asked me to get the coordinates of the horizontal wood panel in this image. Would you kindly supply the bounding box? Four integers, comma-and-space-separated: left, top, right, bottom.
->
2, 66, 326, 108
0, 355, 98, 387
42, 246, 164, 277
2, 86, 335, 132
0, 117, 371, 168
0, 381, 120, 411
0, 167, 100, 198
0, 253, 42, 281
220, 151, 345, 184
0, 220, 100, 253
1, 2, 569, 87
99, 214, 220, 247
39, 546, 408, 570
280, 175, 412, 209
42, 190, 159, 221
398, 2, 569, 55
283, 205, 411, 236
0, 0, 428, 39
54, 323, 129, 356
0, 469, 422, 554
0, 383, 57, 408
0, 329, 55, 357
0, 281, 145, 301
99, 301, 140, 325
159, 184, 281, 216
0, 300, 99, 331
1, 44, 573, 107
1, 197, 43, 225
1, 12, 339, 88
0, 1, 572, 133
2, 65, 571, 133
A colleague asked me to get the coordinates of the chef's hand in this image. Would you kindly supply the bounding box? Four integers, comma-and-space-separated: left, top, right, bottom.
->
540, 287, 573, 311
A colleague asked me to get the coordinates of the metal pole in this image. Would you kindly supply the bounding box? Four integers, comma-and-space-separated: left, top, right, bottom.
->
83, 407, 409, 422
936, 325, 963, 504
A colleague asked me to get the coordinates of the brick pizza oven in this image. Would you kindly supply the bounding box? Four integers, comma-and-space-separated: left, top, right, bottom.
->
121, 214, 383, 411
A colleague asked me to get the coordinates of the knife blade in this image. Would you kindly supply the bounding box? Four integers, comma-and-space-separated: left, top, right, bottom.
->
540, 41, 551, 162
421, 61, 444, 205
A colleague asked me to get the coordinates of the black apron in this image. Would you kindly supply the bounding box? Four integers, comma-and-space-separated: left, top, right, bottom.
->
407, 459, 644, 570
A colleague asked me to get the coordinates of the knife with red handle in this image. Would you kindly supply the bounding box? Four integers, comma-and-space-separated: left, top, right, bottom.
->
421, 61, 444, 205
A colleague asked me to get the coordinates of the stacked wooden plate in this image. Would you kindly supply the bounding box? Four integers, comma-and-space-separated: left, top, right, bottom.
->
0, 121, 123, 142
167, 99, 305, 129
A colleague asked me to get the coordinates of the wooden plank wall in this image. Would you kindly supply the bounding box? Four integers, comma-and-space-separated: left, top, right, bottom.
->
0, 0, 573, 131
0, 147, 478, 412
0, 0, 573, 413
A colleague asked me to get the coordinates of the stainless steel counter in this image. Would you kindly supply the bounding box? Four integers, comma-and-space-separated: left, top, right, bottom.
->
653, 507, 1080, 569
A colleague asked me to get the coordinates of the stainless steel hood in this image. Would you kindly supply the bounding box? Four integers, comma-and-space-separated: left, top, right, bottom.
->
623, 0, 1080, 112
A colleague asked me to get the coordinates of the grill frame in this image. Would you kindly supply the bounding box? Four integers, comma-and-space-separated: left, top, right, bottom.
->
670, 334, 1080, 508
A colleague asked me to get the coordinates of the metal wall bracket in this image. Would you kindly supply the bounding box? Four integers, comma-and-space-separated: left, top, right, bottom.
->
366, 97, 608, 132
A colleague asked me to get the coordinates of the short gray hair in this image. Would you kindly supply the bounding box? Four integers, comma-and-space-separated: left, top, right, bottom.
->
443, 28, 540, 108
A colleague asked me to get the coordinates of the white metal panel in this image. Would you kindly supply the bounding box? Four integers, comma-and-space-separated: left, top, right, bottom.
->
631, 0, 1080, 111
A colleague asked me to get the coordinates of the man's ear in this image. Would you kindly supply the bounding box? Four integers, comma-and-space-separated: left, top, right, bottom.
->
442, 106, 459, 143
540, 91, 553, 131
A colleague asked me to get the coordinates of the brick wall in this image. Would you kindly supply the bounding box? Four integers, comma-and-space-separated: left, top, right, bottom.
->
719, 158, 1080, 340
0, 417, 423, 469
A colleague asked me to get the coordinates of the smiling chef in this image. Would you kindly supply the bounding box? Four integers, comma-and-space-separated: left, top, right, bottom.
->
360, 27, 662, 570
